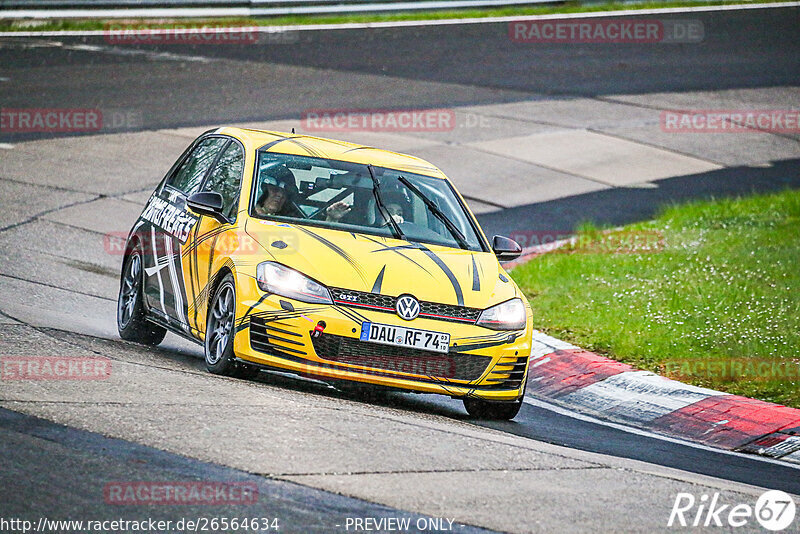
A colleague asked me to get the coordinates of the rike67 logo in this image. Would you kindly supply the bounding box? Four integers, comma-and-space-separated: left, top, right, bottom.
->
668, 490, 796, 531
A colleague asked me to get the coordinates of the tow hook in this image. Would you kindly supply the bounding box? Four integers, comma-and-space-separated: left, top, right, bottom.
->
311, 321, 326, 338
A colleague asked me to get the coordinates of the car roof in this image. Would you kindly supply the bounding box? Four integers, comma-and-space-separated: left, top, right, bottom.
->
216, 126, 448, 180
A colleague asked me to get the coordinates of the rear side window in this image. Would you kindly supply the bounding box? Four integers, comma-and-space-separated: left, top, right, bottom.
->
202, 142, 245, 221
166, 137, 228, 194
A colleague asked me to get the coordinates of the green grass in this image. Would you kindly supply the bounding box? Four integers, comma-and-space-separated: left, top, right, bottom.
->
512, 190, 800, 408
0, 0, 789, 32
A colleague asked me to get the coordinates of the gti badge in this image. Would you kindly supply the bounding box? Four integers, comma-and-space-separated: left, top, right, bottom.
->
396, 294, 420, 321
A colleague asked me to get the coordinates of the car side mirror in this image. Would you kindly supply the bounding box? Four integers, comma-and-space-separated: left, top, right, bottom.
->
187, 191, 227, 223
492, 235, 522, 262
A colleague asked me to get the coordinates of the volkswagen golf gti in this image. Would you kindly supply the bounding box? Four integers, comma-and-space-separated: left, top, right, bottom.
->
117, 127, 532, 419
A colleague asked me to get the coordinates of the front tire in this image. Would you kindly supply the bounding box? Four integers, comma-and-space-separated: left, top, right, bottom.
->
204, 274, 259, 380
117, 247, 167, 345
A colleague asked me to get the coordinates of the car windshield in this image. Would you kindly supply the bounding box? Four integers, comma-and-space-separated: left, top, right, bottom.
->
250, 151, 486, 252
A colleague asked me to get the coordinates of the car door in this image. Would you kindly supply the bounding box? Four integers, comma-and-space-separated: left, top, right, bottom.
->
181, 139, 246, 338
141, 135, 228, 334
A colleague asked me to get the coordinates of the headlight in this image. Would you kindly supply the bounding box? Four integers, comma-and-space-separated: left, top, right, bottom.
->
256, 262, 332, 304
476, 298, 526, 330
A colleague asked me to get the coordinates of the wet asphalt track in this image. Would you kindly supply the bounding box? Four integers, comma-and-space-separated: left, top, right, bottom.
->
1, 6, 798, 137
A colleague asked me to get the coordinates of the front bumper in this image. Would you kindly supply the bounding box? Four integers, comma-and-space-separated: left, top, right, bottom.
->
233, 280, 531, 401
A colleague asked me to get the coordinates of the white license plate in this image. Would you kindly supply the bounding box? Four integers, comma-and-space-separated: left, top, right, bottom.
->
359, 322, 450, 354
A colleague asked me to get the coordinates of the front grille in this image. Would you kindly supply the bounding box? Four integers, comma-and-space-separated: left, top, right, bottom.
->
311, 333, 491, 382
329, 288, 481, 324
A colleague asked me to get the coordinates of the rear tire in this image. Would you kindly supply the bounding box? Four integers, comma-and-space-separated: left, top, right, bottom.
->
117, 247, 167, 346
204, 274, 259, 380
463, 396, 523, 420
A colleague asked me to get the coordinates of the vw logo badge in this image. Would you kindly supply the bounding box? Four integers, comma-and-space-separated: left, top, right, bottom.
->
395, 294, 420, 321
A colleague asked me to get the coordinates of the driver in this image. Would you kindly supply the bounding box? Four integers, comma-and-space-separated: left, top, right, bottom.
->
378, 191, 411, 226
384, 202, 405, 224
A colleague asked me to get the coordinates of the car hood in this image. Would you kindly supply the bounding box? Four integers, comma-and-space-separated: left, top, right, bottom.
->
245, 220, 518, 309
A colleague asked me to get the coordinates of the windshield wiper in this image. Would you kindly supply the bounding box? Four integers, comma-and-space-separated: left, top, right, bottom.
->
397, 176, 470, 250
367, 165, 404, 240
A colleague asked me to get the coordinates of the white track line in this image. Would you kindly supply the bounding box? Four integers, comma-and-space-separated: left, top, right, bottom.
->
558, 370, 727, 424
65, 42, 212, 62
523, 395, 800, 472
0, 2, 797, 36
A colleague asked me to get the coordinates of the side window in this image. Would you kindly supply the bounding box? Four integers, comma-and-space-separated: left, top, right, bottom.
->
166, 137, 228, 194
202, 142, 245, 220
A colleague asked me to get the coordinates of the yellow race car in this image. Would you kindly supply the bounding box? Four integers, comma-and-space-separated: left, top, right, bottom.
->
117, 127, 532, 419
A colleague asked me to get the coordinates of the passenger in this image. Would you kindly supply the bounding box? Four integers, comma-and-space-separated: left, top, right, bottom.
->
254, 162, 296, 217
254, 180, 352, 222
254, 184, 290, 217
325, 201, 352, 222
